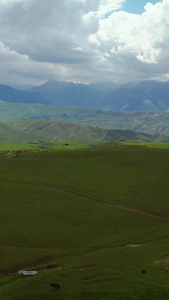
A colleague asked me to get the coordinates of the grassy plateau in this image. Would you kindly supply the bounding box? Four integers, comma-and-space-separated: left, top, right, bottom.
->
0, 144, 169, 299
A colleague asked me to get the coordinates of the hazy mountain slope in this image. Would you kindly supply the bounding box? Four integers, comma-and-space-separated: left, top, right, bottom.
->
103, 81, 169, 112
0, 100, 66, 119
0, 100, 169, 136
0, 119, 159, 143
31, 81, 169, 112
1, 80, 169, 112
89, 82, 120, 95
0, 84, 49, 105
29, 80, 104, 108
29, 79, 169, 112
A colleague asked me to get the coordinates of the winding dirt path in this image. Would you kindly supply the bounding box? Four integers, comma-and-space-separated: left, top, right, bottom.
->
3, 180, 169, 221
37, 184, 169, 222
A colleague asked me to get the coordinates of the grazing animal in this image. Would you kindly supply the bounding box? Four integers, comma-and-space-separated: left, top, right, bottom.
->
50, 283, 60, 290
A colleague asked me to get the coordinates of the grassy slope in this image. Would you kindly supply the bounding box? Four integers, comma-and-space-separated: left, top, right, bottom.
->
0, 100, 86, 119
0, 119, 156, 143
0, 121, 38, 144
0, 100, 169, 136
1, 146, 169, 299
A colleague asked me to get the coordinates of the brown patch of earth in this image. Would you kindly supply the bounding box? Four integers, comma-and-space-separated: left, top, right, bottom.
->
0, 254, 60, 275
125, 244, 142, 248
155, 259, 169, 271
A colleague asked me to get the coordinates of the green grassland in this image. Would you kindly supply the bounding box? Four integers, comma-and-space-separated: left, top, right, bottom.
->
123, 141, 169, 149
1, 145, 169, 299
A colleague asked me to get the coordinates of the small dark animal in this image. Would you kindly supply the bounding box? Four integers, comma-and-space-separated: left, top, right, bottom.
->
50, 283, 60, 290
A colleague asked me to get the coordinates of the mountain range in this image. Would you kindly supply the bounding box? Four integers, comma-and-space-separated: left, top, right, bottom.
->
103, 81, 169, 112
29, 80, 104, 109
1, 80, 169, 143
1, 80, 169, 112
29, 80, 169, 112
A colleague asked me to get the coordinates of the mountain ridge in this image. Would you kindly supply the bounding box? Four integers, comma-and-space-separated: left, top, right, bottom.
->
29, 79, 169, 112
0, 119, 167, 144
29, 80, 104, 108
1, 80, 169, 112
0, 84, 49, 105
0, 100, 169, 136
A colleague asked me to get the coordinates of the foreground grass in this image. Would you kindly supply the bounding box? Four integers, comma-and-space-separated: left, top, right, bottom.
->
0, 145, 169, 299
0, 141, 90, 152
123, 141, 169, 149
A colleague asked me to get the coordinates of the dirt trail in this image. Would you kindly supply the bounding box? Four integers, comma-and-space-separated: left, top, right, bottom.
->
38, 184, 169, 222
4, 180, 169, 221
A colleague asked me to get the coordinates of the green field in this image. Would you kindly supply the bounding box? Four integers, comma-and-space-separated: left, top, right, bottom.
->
1, 145, 169, 299
123, 141, 169, 149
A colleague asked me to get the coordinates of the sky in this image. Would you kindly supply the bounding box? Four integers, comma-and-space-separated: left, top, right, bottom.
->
0, 0, 169, 87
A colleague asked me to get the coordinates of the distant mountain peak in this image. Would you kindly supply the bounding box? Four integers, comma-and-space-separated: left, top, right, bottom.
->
0, 83, 49, 105
1, 80, 169, 112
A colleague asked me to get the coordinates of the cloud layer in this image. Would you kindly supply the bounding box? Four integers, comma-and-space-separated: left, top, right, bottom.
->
0, 0, 169, 86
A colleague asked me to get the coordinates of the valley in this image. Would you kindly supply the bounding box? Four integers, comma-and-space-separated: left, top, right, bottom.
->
1, 0, 169, 298
1, 145, 169, 299
0, 80, 169, 299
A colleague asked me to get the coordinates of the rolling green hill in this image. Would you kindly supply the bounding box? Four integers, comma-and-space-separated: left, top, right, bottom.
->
0, 100, 169, 136
0, 121, 37, 144
0, 119, 160, 144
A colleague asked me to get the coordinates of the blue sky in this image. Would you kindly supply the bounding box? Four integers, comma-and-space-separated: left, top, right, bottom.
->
123, 0, 160, 14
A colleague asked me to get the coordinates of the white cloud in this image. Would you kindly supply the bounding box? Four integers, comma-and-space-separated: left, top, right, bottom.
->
0, 0, 169, 86
98, 0, 126, 16
93, 5, 164, 63
89, 0, 169, 77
